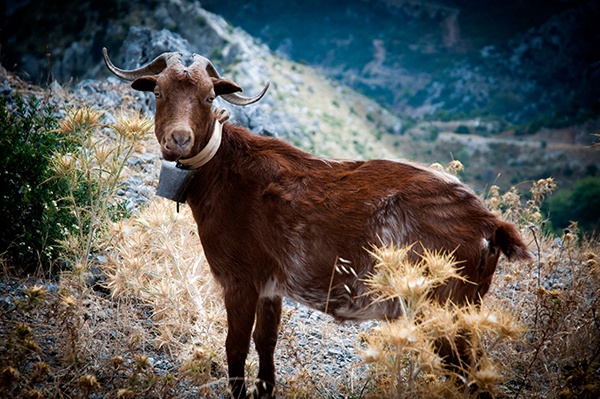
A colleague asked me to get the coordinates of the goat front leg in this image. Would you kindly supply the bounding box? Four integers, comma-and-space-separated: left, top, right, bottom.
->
225, 287, 259, 399
251, 296, 282, 398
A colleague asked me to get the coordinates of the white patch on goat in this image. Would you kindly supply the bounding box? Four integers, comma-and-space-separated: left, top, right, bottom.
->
260, 278, 282, 299
481, 238, 489, 250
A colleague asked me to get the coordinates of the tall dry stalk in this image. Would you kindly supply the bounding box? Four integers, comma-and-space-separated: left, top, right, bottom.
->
51, 107, 152, 274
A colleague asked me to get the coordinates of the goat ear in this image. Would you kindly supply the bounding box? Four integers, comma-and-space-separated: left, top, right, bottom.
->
131, 76, 157, 92
211, 77, 242, 96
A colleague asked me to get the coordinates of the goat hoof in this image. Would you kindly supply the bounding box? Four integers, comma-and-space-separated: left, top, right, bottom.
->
248, 380, 274, 399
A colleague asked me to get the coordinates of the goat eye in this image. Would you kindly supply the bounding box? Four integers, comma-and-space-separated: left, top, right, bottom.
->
207, 97, 215, 104
154, 90, 162, 98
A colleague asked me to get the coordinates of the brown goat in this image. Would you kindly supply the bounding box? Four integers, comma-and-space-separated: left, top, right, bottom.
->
103, 48, 531, 399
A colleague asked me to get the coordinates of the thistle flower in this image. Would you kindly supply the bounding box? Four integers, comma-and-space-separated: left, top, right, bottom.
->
471, 362, 502, 393
530, 177, 556, 204
418, 303, 460, 340
52, 152, 76, 175
365, 243, 418, 301
448, 160, 464, 175
93, 143, 113, 166
459, 304, 524, 340
1, 366, 20, 387
112, 111, 153, 141
79, 374, 100, 394
361, 344, 383, 363
418, 246, 464, 283
60, 295, 78, 308
112, 355, 125, 369
380, 319, 420, 348
56, 106, 103, 134
24, 285, 47, 307
134, 353, 151, 369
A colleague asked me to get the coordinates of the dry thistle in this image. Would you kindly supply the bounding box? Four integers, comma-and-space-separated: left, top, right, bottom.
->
447, 159, 464, 175
117, 388, 136, 399
418, 303, 461, 341
459, 303, 524, 340
22, 388, 45, 399
366, 244, 465, 305
1, 366, 20, 387
112, 355, 125, 369
93, 143, 113, 166
60, 294, 78, 308
23, 338, 41, 353
430, 162, 444, 171
381, 319, 421, 347
56, 106, 104, 134
470, 361, 502, 395
112, 110, 153, 141
16, 322, 33, 338
79, 374, 100, 395
416, 343, 444, 373
418, 246, 464, 282
133, 353, 151, 370
365, 243, 416, 302
361, 344, 384, 363
531, 177, 556, 204
52, 152, 76, 176
30, 361, 51, 382
24, 284, 47, 305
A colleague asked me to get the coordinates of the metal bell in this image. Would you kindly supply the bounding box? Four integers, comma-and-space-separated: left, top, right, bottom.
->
156, 161, 196, 203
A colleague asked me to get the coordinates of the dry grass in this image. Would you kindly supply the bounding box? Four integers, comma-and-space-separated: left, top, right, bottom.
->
104, 199, 228, 379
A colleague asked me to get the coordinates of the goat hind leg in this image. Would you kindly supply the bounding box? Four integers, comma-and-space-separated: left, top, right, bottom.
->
251, 296, 282, 398
225, 288, 259, 399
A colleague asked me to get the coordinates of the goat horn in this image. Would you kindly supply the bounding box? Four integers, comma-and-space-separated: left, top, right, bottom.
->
193, 53, 270, 106
102, 47, 182, 81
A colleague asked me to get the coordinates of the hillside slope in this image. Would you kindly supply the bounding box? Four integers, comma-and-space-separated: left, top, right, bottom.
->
1, 0, 599, 196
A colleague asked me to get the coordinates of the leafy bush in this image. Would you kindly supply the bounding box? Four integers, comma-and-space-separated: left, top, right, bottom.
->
0, 95, 150, 274
544, 176, 600, 234
0, 94, 73, 272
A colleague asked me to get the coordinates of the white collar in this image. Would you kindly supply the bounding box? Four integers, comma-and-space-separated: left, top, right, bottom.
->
177, 120, 223, 169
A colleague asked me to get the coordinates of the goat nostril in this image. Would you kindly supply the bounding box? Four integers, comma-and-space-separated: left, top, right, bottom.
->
171, 131, 192, 149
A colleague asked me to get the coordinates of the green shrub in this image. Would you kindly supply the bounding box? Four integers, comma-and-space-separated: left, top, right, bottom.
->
0, 94, 75, 272
455, 125, 470, 134
0, 94, 149, 274
544, 176, 600, 234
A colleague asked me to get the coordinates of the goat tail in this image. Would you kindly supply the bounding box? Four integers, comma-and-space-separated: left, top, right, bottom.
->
492, 221, 533, 261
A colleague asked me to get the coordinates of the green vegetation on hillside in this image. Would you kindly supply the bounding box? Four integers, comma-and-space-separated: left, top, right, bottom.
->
0, 94, 68, 271
544, 176, 600, 234
0, 93, 149, 274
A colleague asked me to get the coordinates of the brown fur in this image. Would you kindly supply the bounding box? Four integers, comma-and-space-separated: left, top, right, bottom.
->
120, 58, 532, 399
